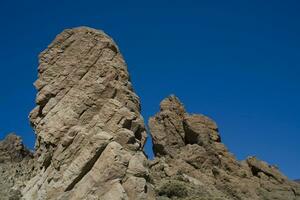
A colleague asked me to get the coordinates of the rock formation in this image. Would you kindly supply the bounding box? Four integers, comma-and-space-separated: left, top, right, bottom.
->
148, 96, 300, 200
0, 27, 299, 200
0, 133, 34, 200
23, 27, 153, 200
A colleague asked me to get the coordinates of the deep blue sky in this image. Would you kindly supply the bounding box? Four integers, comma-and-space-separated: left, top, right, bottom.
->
0, 0, 299, 179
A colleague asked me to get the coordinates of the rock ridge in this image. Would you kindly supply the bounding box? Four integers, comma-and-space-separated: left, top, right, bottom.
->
23, 26, 153, 200
148, 95, 300, 200
0, 27, 299, 200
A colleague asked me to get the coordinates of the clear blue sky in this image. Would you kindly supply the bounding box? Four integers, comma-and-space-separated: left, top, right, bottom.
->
0, 0, 299, 179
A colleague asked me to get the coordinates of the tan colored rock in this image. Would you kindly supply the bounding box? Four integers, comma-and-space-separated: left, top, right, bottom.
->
22, 27, 151, 200
0, 133, 34, 200
101, 181, 128, 200
127, 152, 148, 177
246, 156, 287, 183
184, 114, 220, 144
123, 176, 147, 200
1, 26, 299, 200
149, 95, 186, 157
148, 96, 300, 200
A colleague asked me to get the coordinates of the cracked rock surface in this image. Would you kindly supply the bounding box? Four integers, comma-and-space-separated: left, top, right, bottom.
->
0, 133, 34, 200
23, 27, 153, 200
0, 27, 299, 200
148, 96, 300, 200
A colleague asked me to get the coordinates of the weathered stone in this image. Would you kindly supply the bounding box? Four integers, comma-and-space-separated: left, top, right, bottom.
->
246, 156, 287, 183
123, 176, 147, 200
184, 114, 220, 145
148, 96, 300, 200
21, 27, 151, 200
149, 95, 186, 157
1, 26, 299, 200
0, 133, 34, 200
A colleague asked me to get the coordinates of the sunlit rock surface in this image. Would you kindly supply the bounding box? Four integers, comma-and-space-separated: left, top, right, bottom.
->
148, 96, 300, 200
23, 27, 152, 200
0, 27, 299, 200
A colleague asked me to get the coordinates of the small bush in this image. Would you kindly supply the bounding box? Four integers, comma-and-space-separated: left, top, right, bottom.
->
158, 180, 188, 198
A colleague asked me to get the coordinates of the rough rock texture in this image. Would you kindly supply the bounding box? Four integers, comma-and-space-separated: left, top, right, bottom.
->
23, 27, 154, 200
0, 26, 299, 200
148, 95, 300, 200
0, 133, 34, 200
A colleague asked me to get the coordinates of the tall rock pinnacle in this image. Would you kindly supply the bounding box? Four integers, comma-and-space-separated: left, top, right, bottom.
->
0, 27, 299, 200
23, 27, 153, 199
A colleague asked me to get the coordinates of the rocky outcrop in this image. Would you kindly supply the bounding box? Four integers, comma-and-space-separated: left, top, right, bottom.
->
148, 96, 300, 200
0, 26, 299, 200
0, 133, 34, 200
23, 27, 154, 200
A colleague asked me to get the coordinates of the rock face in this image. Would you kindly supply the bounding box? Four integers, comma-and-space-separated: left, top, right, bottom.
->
23, 27, 153, 200
0, 133, 34, 200
0, 26, 299, 200
148, 96, 300, 200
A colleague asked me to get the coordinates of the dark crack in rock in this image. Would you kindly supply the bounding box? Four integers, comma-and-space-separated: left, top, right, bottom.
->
148, 96, 300, 200
0, 27, 299, 200
22, 27, 154, 200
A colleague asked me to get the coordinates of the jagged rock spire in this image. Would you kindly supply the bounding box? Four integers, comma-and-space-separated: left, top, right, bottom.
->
23, 27, 154, 200
0, 27, 299, 200
148, 96, 300, 200
0, 133, 34, 200
149, 95, 220, 157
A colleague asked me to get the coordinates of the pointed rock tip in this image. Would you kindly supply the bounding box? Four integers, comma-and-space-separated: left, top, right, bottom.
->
1, 132, 21, 143
67, 26, 106, 34
160, 95, 186, 113
0, 133, 33, 162
57, 26, 119, 52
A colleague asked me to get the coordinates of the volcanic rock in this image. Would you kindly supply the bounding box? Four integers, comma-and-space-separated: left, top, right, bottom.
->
0, 27, 299, 200
0, 133, 34, 200
148, 96, 300, 200
22, 27, 153, 200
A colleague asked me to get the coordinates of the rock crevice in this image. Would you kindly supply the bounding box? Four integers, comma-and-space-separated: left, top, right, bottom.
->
148, 95, 300, 200
22, 27, 152, 200
0, 27, 299, 200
